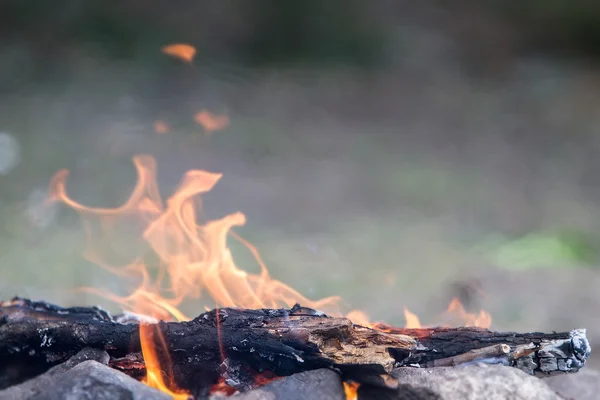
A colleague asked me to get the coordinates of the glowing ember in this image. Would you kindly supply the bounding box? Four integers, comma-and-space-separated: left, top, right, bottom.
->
161, 43, 196, 63
193, 110, 229, 134
209, 379, 237, 397
154, 121, 170, 135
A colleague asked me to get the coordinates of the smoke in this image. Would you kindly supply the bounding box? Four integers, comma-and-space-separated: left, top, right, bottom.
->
0, 132, 20, 175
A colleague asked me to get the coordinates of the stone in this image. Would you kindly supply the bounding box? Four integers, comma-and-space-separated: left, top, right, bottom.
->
544, 369, 600, 400
0, 348, 170, 400
218, 369, 345, 400
371, 364, 563, 400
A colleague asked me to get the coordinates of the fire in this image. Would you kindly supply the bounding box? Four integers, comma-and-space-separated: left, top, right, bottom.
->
48, 155, 342, 396
345, 302, 490, 332
140, 323, 190, 399
49, 155, 341, 316
445, 297, 492, 328
403, 307, 422, 329
47, 155, 491, 396
343, 381, 360, 400
161, 43, 196, 63
41, 39, 496, 399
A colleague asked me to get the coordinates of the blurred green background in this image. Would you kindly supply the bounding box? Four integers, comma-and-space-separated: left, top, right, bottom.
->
1, 0, 600, 365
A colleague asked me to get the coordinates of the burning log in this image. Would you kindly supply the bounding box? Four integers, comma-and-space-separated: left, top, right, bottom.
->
0, 298, 590, 396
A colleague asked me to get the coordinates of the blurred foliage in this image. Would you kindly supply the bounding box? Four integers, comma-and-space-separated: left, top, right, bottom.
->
2, 0, 600, 79
476, 230, 598, 269
0, 0, 387, 70
0, 1, 161, 59
238, 0, 386, 68
493, 0, 600, 58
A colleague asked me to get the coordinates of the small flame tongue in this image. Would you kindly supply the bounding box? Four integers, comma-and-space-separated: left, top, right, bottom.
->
140, 323, 190, 399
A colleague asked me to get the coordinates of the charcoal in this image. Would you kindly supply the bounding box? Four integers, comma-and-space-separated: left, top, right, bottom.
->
1, 299, 590, 393
212, 369, 345, 400
0, 348, 169, 400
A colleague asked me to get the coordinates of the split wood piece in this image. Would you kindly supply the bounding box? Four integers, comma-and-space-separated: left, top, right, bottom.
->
0, 298, 591, 395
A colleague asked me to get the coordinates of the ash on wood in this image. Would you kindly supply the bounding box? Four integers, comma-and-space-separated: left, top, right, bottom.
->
0, 298, 591, 396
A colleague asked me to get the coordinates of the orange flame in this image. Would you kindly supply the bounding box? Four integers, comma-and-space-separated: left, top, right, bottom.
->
345, 308, 422, 329
193, 110, 229, 133
161, 44, 196, 63
49, 155, 341, 316
403, 307, 422, 329
345, 302, 490, 332
48, 154, 492, 396
48, 155, 343, 396
140, 323, 190, 399
343, 381, 360, 400
445, 297, 492, 328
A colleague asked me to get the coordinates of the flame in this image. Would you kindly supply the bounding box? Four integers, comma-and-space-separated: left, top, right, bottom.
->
345, 302, 490, 332
210, 379, 237, 396
445, 297, 492, 328
344, 310, 370, 326
403, 307, 421, 329
161, 44, 196, 63
345, 308, 422, 329
49, 155, 341, 315
140, 323, 190, 399
48, 154, 492, 396
193, 110, 229, 133
343, 382, 360, 400
48, 155, 343, 396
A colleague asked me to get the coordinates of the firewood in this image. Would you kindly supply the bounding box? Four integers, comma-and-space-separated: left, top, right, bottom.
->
0, 298, 590, 395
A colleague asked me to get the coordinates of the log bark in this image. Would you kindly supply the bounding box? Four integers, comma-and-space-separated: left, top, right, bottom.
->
0, 298, 591, 395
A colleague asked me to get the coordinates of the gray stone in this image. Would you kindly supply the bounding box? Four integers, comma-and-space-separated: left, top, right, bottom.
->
387, 365, 562, 400
544, 369, 600, 400
0, 348, 170, 400
0, 348, 110, 398
220, 369, 345, 400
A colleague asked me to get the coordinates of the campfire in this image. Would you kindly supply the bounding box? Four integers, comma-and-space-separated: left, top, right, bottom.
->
0, 155, 591, 399
0, 47, 591, 400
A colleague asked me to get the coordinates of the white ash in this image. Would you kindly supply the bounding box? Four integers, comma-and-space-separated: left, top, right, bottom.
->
115, 311, 159, 324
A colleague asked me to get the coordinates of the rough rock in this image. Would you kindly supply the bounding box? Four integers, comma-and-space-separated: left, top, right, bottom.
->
359, 364, 563, 400
544, 369, 600, 400
214, 369, 345, 400
0, 348, 169, 400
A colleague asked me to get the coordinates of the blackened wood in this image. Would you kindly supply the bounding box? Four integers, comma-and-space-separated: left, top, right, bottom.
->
0, 298, 591, 394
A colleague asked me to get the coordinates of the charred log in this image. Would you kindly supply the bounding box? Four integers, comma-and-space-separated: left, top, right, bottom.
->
0, 298, 591, 395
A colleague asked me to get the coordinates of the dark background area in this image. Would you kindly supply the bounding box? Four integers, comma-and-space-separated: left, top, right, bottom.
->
1, 0, 600, 365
